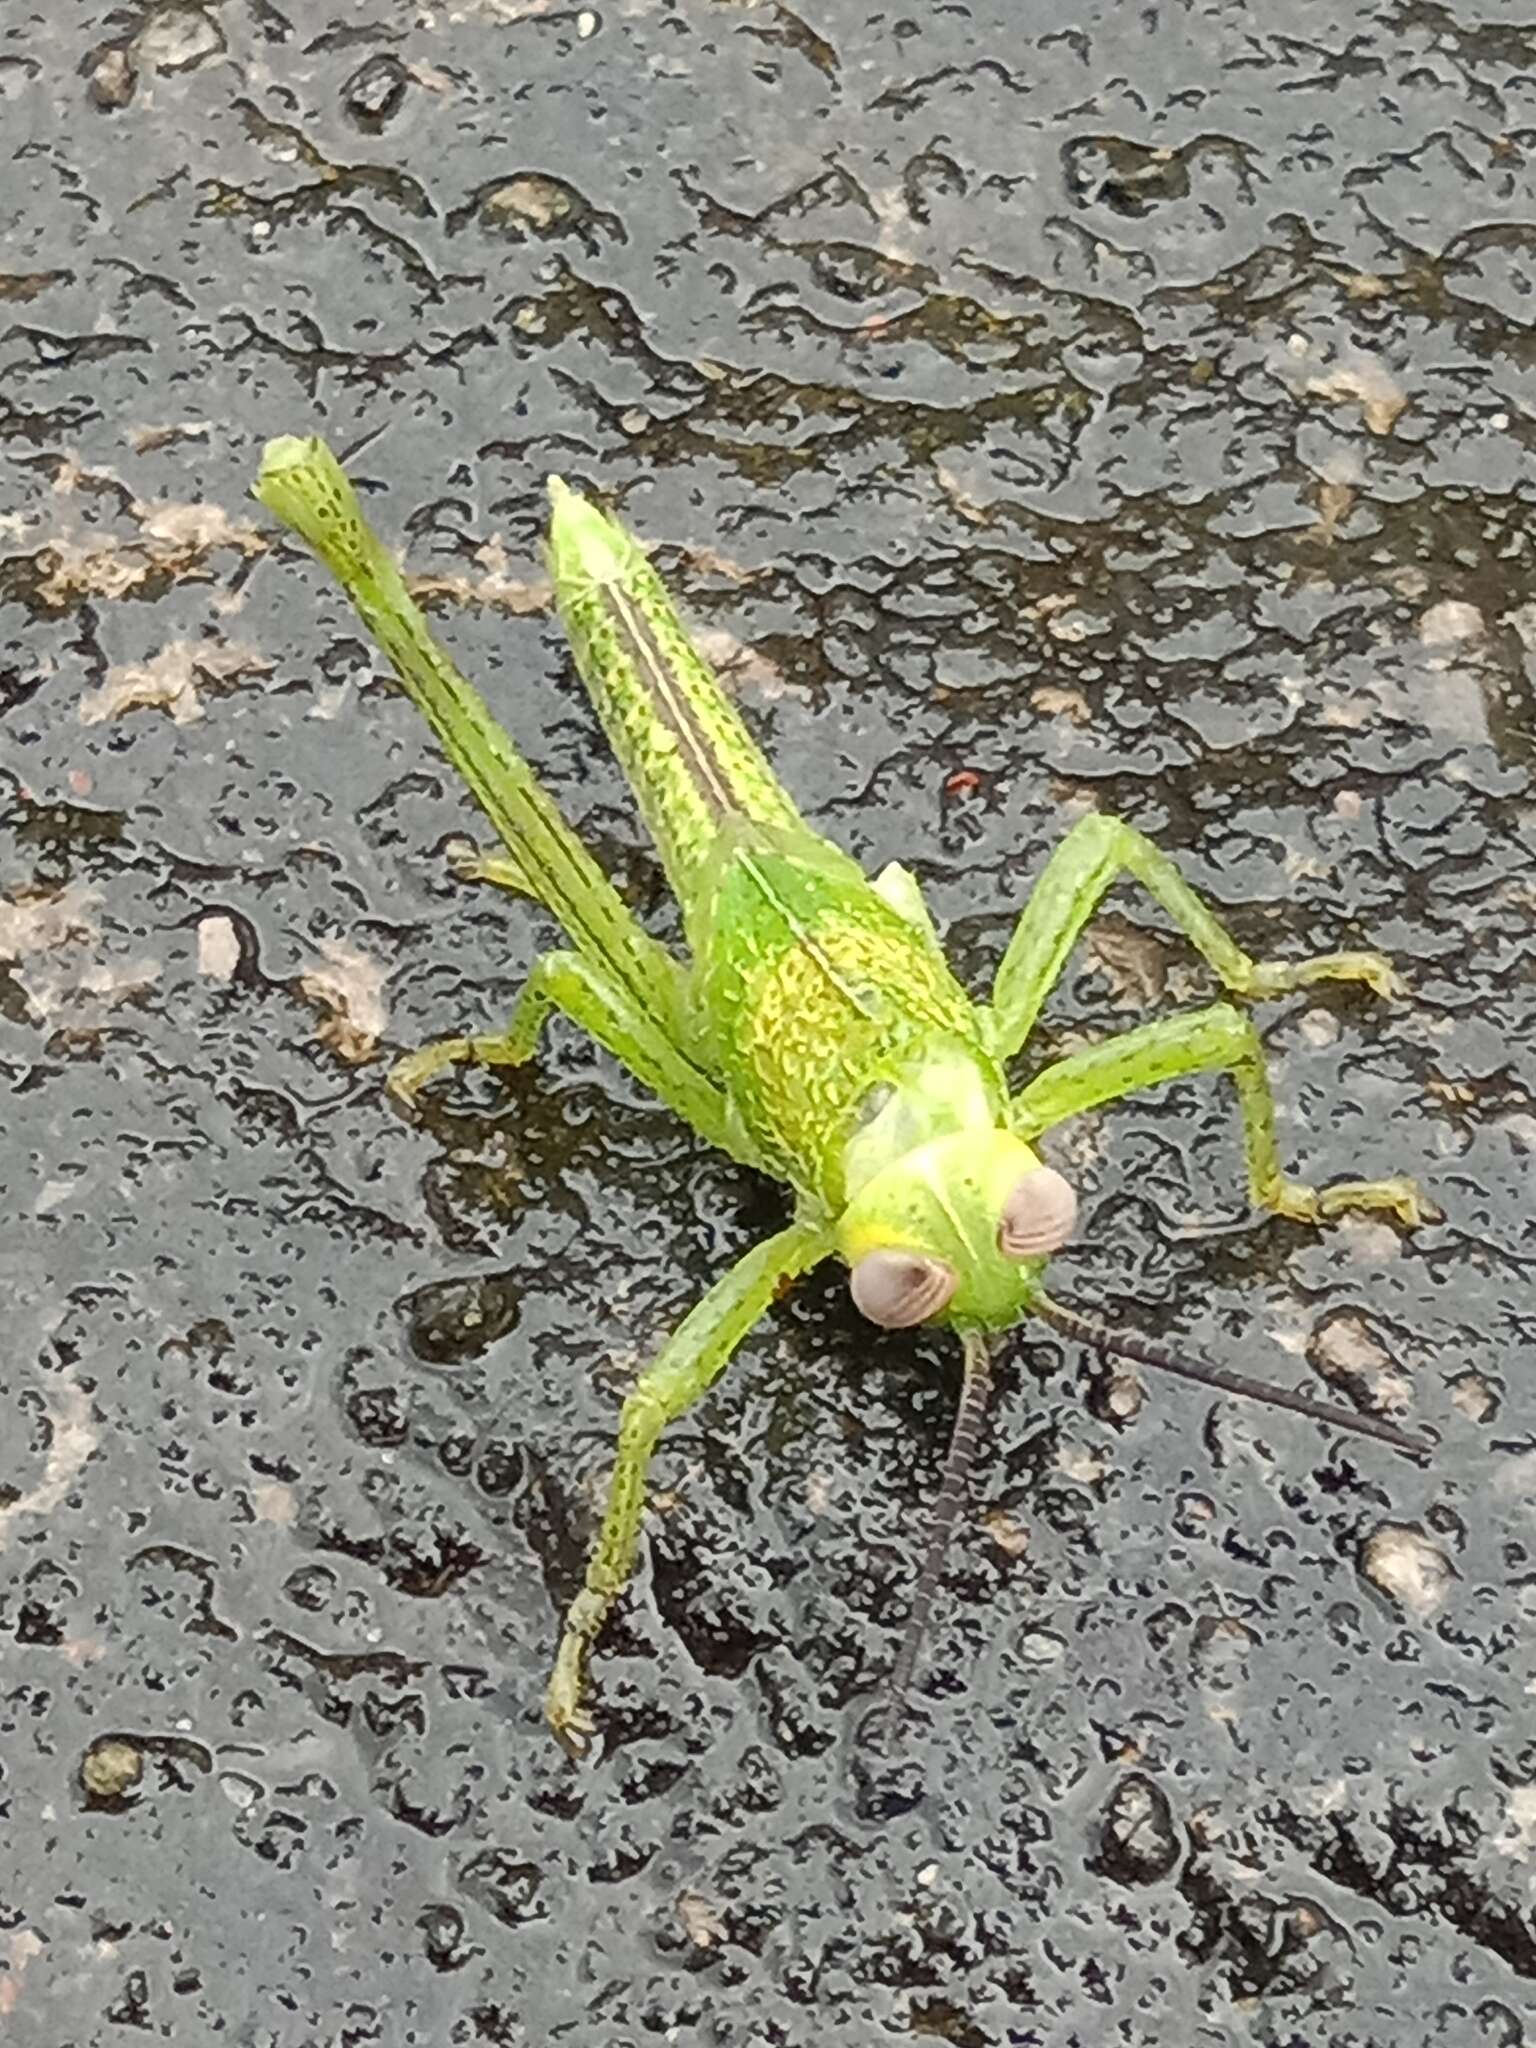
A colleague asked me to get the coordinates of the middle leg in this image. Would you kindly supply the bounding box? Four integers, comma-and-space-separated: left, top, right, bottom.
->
1010, 1003, 1428, 1228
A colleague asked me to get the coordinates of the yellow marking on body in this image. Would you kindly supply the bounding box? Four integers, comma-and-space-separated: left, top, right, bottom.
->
737, 852, 876, 1018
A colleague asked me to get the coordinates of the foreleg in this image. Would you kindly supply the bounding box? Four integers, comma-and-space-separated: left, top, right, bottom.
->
545, 1217, 832, 1754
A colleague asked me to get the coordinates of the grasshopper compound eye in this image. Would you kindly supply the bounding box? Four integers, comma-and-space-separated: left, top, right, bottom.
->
850, 1249, 958, 1328
997, 1166, 1077, 1260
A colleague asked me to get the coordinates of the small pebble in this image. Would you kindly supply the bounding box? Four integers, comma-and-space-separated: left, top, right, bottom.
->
1018, 1630, 1065, 1667
135, 4, 225, 73
1360, 1524, 1453, 1617
1419, 599, 1483, 647
81, 1737, 143, 1802
1105, 1371, 1144, 1422
1449, 1373, 1497, 1424
1098, 1773, 1180, 1885
88, 46, 136, 109
197, 915, 241, 981
341, 53, 409, 133
1309, 1311, 1400, 1401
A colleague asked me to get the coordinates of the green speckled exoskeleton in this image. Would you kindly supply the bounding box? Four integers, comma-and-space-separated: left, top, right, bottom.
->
255, 435, 1432, 1756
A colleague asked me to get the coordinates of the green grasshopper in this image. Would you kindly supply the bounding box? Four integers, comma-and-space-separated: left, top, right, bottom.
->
255, 435, 1431, 1755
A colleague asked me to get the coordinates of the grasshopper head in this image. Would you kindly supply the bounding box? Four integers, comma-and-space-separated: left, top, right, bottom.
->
834, 1126, 1077, 1333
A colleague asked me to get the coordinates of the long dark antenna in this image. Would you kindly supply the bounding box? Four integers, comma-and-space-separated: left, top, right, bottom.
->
881, 1329, 995, 1736
1035, 1293, 1430, 1462
336, 420, 394, 468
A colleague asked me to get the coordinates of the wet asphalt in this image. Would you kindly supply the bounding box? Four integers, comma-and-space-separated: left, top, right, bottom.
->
2, 2, 1533, 2041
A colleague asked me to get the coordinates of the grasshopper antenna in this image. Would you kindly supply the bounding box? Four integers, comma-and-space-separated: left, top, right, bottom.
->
1035, 1294, 1431, 1462
336, 420, 394, 468
880, 1328, 995, 1739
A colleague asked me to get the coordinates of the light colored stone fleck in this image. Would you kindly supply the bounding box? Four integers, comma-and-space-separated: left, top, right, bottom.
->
1360, 1524, 1453, 1616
